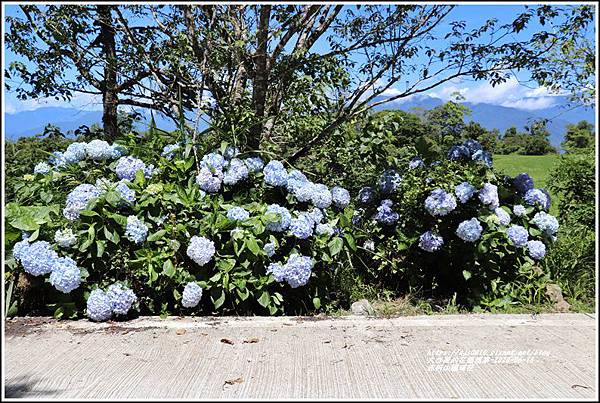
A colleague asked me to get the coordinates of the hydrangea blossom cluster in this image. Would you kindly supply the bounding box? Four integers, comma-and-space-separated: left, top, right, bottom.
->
116, 156, 152, 181
379, 169, 402, 193
263, 242, 276, 257
494, 207, 511, 226
265, 204, 292, 232
34, 162, 51, 175
448, 139, 492, 167
63, 184, 102, 220
196, 166, 224, 193
419, 231, 444, 252
506, 225, 528, 247
425, 189, 457, 216
531, 212, 559, 236
454, 182, 477, 204
187, 236, 216, 266
223, 158, 249, 185
162, 143, 180, 159
357, 187, 375, 205
374, 199, 399, 225
201, 152, 227, 170
331, 186, 350, 208
115, 181, 136, 204
54, 228, 77, 248
227, 206, 250, 221
409, 157, 425, 169
49, 151, 67, 168
478, 183, 499, 209
310, 184, 333, 209
125, 216, 148, 244
86, 283, 137, 321
289, 214, 314, 239
456, 218, 483, 242
524, 188, 551, 210
268, 254, 313, 288
107, 283, 138, 315
244, 157, 264, 173
513, 173, 534, 195
527, 240, 546, 260
86, 140, 124, 161
64, 142, 87, 163
513, 204, 526, 217
182, 282, 203, 308
316, 223, 335, 237
223, 146, 239, 160
49, 256, 81, 293
263, 160, 288, 187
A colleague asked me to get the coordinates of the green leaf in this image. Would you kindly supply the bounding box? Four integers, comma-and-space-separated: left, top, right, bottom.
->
257, 291, 270, 308
343, 233, 357, 251
328, 237, 343, 256
104, 226, 120, 244
162, 259, 176, 277
313, 297, 321, 309
212, 289, 226, 309
96, 240, 106, 257
462, 270, 472, 280
246, 237, 261, 255
147, 229, 167, 242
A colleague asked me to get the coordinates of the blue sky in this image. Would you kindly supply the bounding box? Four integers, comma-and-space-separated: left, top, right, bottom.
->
3, 4, 596, 115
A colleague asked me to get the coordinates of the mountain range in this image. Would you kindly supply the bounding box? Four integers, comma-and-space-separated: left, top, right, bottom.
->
3, 95, 595, 148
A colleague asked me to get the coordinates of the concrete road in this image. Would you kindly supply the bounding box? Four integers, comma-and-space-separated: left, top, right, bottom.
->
3, 313, 597, 400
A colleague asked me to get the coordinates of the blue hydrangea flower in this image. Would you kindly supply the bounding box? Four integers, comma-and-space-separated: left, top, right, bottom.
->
12, 238, 31, 262
315, 223, 335, 237
244, 157, 264, 173
116, 156, 148, 181
64, 142, 87, 163
263, 242, 276, 257
352, 210, 363, 225
311, 183, 333, 209
454, 182, 477, 203
471, 149, 493, 167
162, 143, 180, 159
107, 283, 137, 315
494, 207, 511, 226
425, 189, 457, 216
409, 157, 425, 169
267, 262, 287, 283
294, 182, 315, 203
223, 158, 249, 185
283, 254, 313, 288
86, 289, 113, 322
63, 184, 101, 220
513, 173, 534, 195
524, 188, 550, 210
54, 228, 77, 248
227, 206, 250, 221
463, 139, 483, 154
196, 166, 223, 193
357, 187, 375, 205
187, 236, 215, 266
531, 211, 559, 235
331, 186, 350, 208
34, 162, 51, 174
201, 153, 227, 170
290, 215, 314, 239
16, 240, 58, 276
125, 216, 148, 244
85, 140, 115, 161
49, 257, 81, 293
379, 169, 402, 194
49, 151, 67, 167
419, 231, 444, 252
375, 199, 399, 225
223, 146, 239, 160
506, 225, 529, 247
110, 144, 127, 159
116, 181, 136, 204
263, 160, 288, 187
448, 145, 470, 161
182, 282, 203, 308
286, 170, 309, 193
527, 240, 546, 260
513, 204, 526, 217
478, 183, 499, 210
456, 218, 483, 242
265, 204, 292, 232
307, 208, 324, 226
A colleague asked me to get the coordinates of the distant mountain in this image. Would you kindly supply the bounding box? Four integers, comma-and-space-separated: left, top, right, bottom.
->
3, 107, 177, 140
375, 94, 595, 148
4, 96, 595, 148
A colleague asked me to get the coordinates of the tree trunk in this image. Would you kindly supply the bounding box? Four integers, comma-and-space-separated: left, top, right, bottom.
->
248, 5, 271, 150
97, 5, 119, 141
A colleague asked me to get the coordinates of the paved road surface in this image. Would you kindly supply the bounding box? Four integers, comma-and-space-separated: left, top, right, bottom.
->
3, 313, 597, 399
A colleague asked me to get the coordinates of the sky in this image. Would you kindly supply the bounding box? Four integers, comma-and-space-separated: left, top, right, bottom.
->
2, 3, 597, 115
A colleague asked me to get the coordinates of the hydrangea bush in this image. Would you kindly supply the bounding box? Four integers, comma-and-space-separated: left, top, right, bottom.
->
6, 134, 356, 318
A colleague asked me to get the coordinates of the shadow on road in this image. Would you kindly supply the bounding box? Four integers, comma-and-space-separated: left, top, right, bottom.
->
5, 375, 59, 398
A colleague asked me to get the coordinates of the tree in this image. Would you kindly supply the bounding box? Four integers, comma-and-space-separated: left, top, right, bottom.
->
522, 120, 555, 155
562, 120, 595, 152
425, 101, 471, 146
5, 5, 170, 140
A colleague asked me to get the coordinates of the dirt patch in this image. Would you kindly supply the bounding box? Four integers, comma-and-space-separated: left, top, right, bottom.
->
5, 317, 58, 337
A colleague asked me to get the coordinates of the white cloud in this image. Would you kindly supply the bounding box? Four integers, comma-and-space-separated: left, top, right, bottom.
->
6, 92, 103, 113
429, 77, 559, 111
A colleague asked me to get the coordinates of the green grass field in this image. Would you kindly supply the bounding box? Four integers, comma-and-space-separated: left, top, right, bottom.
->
493, 154, 560, 214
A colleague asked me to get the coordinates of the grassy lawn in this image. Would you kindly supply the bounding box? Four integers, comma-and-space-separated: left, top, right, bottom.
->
493, 154, 560, 215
